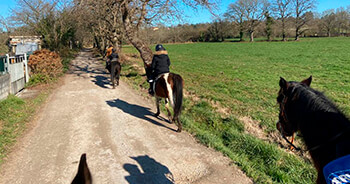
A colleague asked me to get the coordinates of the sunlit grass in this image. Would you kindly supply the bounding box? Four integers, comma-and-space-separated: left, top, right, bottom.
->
121, 37, 349, 183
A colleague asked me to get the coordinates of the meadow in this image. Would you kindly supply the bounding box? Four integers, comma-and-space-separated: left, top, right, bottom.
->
121, 37, 350, 183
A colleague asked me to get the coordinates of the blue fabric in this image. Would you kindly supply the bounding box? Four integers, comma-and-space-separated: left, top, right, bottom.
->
323, 155, 350, 184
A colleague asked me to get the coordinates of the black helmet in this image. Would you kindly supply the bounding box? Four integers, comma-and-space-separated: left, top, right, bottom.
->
112, 48, 116, 53
155, 44, 166, 51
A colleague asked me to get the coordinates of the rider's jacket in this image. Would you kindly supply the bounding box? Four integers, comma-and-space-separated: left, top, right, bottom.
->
151, 50, 170, 78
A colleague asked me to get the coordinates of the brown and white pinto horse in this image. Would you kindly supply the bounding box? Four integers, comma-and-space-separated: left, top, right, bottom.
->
152, 72, 184, 132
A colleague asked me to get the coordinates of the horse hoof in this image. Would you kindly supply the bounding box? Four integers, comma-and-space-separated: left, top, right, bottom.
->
154, 113, 160, 117
176, 129, 181, 133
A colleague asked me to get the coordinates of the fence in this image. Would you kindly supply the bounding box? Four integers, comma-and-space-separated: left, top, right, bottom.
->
0, 54, 30, 100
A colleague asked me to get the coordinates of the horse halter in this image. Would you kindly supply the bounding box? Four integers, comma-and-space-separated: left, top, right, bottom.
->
278, 86, 350, 152
277, 87, 301, 151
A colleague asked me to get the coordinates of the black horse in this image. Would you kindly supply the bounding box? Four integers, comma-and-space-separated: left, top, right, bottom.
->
107, 61, 121, 89
276, 76, 350, 184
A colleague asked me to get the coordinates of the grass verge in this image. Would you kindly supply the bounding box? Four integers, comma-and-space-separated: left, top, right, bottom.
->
0, 93, 48, 165
0, 48, 78, 165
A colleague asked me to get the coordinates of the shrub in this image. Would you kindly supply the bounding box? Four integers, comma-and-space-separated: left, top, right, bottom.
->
28, 49, 63, 80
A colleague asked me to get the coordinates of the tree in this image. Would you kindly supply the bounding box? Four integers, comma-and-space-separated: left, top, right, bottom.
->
274, 0, 292, 41
225, 0, 268, 42
265, 11, 274, 41
11, 0, 78, 50
292, 0, 316, 40
225, 1, 246, 41
245, 0, 269, 42
119, 0, 214, 68
207, 18, 229, 42
334, 7, 350, 36
320, 9, 336, 37
73, 0, 125, 54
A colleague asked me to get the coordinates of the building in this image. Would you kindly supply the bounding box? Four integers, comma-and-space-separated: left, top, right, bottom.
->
9, 36, 41, 55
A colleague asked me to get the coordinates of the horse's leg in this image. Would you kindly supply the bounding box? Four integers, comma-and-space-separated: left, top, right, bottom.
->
116, 64, 121, 86
111, 62, 116, 89
176, 116, 182, 132
155, 97, 161, 117
165, 98, 173, 124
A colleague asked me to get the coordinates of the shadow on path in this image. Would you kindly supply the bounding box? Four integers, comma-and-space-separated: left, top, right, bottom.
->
91, 75, 110, 88
106, 99, 175, 132
123, 155, 174, 184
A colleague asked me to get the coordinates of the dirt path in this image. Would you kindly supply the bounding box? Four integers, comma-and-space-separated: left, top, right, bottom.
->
0, 49, 252, 184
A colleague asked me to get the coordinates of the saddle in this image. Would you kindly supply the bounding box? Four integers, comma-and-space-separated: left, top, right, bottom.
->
152, 73, 169, 92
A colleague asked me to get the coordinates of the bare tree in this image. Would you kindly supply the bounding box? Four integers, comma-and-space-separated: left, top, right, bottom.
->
334, 7, 350, 36
11, 0, 78, 50
320, 9, 336, 37
292, 0, 316, 40
225, 1, 246, 41
274, 0, 292, 41
207, 18, 230, 42
119, 0, 214, 67
226, 0, 268, 42
245, 0, 269, 42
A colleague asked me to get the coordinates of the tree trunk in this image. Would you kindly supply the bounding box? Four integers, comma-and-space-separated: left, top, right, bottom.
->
295, 28, 300, 41
282, 20, 287, 41
239, 31, 244, 41
282, 33, 287, 41
121, 5, 153, 66
249, 31, 254, 42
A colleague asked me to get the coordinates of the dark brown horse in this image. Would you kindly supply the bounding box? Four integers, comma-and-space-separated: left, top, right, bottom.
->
71, 153, 92, 184
107, 61, 121, 89
152, 73, 184, 132
276, 76, 350, 184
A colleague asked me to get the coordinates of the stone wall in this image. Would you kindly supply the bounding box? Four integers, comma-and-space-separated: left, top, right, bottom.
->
0, 74, 10, 100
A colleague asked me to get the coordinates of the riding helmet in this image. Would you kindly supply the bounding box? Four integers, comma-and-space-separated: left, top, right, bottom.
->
155, 44, 166, 51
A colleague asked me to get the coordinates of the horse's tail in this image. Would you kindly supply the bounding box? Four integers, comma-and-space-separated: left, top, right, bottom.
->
172, 73, 183, 119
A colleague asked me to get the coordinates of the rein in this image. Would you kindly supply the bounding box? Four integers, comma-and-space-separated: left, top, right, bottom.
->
279, 92, 350, 152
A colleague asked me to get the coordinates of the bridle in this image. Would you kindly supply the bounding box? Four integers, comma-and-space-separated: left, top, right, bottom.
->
278, 87, 350, 153
278, 92, 302, 151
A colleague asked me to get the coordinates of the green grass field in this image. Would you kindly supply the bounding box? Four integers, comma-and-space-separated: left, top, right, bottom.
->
122, 37, 350, 183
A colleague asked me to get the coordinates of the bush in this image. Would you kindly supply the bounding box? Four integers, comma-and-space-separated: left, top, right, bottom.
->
28, 49, 63, 79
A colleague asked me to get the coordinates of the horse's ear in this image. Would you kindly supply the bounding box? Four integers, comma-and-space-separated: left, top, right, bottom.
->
279, 77, 288, 91
71, 153, 92, 184
301, 75, 312, 87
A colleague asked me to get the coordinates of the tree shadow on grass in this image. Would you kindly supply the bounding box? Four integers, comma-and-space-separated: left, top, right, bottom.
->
106, 99, 175, 132
123, 155, 174, 184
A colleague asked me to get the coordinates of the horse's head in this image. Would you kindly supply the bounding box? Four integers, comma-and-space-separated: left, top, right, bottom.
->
276, 76, 312, 137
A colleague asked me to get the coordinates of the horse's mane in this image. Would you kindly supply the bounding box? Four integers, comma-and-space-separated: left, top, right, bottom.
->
291, 83, 341, 114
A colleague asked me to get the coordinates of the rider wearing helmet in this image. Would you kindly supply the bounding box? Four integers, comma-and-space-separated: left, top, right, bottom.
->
148, 44, 170, 96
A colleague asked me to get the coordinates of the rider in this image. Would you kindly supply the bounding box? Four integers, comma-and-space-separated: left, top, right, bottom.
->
148, 44, 170, 96
106, 45, 114, 69
108, 48, 119, 63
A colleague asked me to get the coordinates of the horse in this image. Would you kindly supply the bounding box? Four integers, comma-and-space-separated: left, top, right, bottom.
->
71, 153, 92, 184
276, 76, 350, 184
107, 60, 121, 89
151, 72, 184, 132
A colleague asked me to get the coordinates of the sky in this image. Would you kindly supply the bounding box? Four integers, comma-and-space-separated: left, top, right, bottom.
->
0, 0, 349, 25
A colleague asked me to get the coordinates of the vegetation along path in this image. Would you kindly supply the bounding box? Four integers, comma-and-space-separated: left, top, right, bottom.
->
0, 49, 252, 184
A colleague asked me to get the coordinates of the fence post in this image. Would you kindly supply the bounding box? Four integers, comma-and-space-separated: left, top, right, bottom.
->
24, 53, 29, 83
5, 54, 9, 73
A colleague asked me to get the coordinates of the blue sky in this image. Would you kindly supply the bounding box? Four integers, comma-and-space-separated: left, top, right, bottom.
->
182, 0, 350, 24
0, 0, 349, 24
